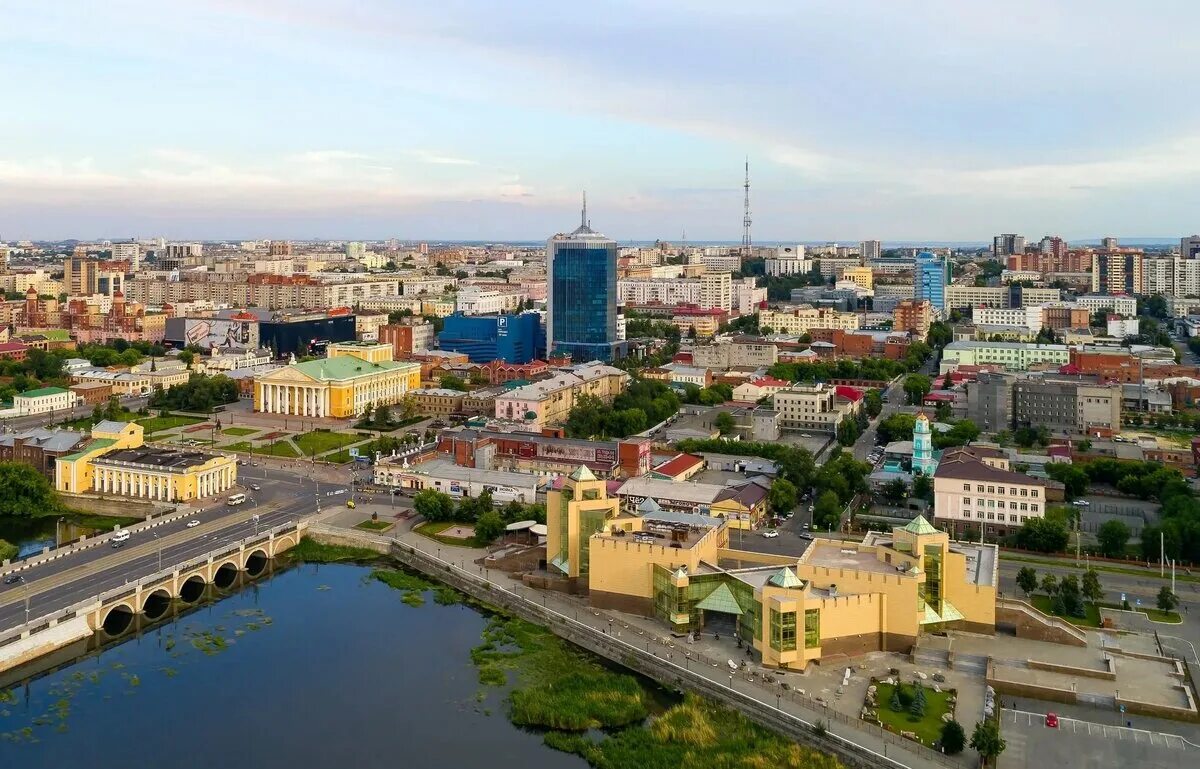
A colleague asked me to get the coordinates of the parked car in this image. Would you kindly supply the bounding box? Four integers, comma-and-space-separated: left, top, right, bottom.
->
1071, 499, 1090, 507
1045, 712, 1059, 728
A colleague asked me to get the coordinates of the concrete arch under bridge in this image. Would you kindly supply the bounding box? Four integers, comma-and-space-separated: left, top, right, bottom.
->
89, 533, 297, 635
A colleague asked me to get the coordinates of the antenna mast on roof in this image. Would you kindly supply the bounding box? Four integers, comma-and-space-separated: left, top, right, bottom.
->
581, 190, 588, 229
741, 158, 752, 258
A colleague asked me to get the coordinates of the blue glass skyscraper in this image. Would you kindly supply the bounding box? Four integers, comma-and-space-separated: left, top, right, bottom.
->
914, 251, 949, 314
546, 195, 626, 362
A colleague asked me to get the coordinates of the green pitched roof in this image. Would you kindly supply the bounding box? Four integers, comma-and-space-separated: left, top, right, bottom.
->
290, 356, 412, 382
903, 515, 938, 535
695, 582, 743, 615
767, 566, 805, 589
61, 437, 116, 462
568, 465, 597, 482
19, 386, 69, 398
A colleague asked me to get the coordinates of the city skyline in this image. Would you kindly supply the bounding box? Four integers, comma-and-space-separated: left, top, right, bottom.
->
4, 2, 1200, 240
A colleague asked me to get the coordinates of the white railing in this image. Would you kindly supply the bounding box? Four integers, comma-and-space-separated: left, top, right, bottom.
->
0, 521, 301, 648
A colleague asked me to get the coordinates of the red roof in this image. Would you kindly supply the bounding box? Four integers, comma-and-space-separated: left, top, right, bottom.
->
653, 453, 704, 477
0, 342, 27, 353
834, 385, 864, 402
922, 391, 956, 403
750, 376, 789, 387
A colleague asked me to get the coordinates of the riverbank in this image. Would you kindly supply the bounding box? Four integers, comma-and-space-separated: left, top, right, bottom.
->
289, 539, 846, 769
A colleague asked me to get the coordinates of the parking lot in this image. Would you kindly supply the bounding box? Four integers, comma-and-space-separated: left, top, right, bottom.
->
1000, 707, 1194, 769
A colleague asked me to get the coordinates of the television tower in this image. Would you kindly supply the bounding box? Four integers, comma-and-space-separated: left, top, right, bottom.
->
741, 158, 752, 257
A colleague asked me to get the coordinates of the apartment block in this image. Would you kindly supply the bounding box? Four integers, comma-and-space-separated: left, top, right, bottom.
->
933, 447, 1051, 537
759, 307, 860, 335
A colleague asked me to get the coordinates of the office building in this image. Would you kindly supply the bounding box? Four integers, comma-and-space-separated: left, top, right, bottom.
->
893, 299, 932, 341
436, 312, 544, 364
933, 447, 1052, 537
1074, 294, 1138, 316
940, 341, 1071, 372
378, 320, 435, 358
860, 240, 882, 262
913, 251, 949, 313
546, 198, 624, 361
771, 383, 861, 433
1012, 378, 1122, 434
765, 245, 810, 276
1101, 237, 1119, 250
993, 234, 1026, 258
758, 307, 860, 335
840, 266, 874, 291
110, 241, 140, 271
1091, 251, 1144, 295
943, 285, 1062, 311
1038, 236, 1066, 259
1181, 236, 1200, 260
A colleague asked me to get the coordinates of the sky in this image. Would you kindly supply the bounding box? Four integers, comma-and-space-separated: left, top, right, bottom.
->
3, 0, 1200, 242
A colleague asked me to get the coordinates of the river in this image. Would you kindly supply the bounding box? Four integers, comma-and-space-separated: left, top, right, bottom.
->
0, 562, 585, 769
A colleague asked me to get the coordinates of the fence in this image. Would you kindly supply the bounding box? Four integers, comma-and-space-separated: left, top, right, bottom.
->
368, 531, 965, 769
0, 522, 299, 650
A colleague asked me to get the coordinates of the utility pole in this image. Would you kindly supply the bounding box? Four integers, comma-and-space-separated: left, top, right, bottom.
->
1161, 531, 1165, 577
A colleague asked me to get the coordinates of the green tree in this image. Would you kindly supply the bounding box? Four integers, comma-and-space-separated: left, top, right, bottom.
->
439, 375, 468, 392
1096, 519, 1131, 558
1077, 438, 1092, 454
912, 474, 933, 503
474, 510, 506, 544
881, 478, 908, 506
863, 389, 883, 418
1016, 566, 1038, 598
1157, 585, 1180, 612
1016, 517, 1069, 553
890, 687, 902, 711
940, 719, 966, 755
0, 463, 64, 519
413, 489, 456, 523
969, 719, 1006, 766
1045, 463, 1088, 499
715, 411, 736, 435
0, 538, 17, 562
836, 415, 860, 446
768, 478, 798, 516
903, 374, 932, 405
813, 490, 842, 531
1081, 569, 1103, 603
1040, 573, 1058, 596
1058, 574, 1085, 617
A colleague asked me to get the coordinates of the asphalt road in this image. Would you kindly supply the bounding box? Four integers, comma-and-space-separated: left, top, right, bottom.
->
0, 464, 350, 632
0, 395, 150, 433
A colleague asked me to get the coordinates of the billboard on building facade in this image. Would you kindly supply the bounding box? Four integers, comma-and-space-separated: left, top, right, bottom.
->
177, 318, 260, 350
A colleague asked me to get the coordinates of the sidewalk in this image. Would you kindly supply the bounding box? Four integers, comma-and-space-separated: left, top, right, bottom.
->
328, 501, 964, 769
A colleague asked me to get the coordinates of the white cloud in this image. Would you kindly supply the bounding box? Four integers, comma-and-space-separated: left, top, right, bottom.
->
406, 150, 478, 166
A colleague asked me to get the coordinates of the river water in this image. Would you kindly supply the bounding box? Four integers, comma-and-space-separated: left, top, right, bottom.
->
0, 563, 585, 769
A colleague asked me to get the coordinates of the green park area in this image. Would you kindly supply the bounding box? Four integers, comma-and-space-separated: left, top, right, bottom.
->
413, 520, 478, 548
225, 440, 301, 458
868, 681, 955, 747
1031, 594, 1102, 627
293, 429, 362, 456
221, 427, 259, 437
137, 415, 206, 434
354, 519, 392, 532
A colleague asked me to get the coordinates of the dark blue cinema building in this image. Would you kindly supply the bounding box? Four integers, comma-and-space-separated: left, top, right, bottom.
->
545, 195, 628, 362
436, 312, 544, 364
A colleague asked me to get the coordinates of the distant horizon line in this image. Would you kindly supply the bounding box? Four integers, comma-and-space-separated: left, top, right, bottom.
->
6, 236, 1187, 248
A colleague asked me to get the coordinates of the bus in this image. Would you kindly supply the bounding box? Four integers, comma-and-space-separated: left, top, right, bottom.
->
226, 493, 247, 506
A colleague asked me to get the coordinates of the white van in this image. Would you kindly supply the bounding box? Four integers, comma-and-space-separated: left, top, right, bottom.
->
111, 529, 131, 544
226, 493, 247, 506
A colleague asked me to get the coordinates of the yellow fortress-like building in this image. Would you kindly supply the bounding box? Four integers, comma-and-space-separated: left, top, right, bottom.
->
547, 469, 997, 669
56, 421, 238, 503
253, 341, 421, 418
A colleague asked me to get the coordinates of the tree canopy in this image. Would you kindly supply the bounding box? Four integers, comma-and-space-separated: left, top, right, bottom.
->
0, 463, 65, 519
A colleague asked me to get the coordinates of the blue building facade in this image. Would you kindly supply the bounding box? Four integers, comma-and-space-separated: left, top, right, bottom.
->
436, 312, 544, 364
546, 197, 626, 362
913, 251, 949, 313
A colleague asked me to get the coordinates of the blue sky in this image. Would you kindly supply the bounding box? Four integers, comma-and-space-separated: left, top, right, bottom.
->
3, 0, 1200, 241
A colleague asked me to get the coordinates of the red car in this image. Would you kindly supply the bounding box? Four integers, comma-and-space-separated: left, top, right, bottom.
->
1045, 713, 1059, 728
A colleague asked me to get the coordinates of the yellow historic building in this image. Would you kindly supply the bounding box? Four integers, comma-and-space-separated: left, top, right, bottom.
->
56, 421, 238, 502
253, 341, 421, 418
548, 466, 998, 669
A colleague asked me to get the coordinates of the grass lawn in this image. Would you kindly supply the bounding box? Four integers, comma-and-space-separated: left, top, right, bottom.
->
225, 440, 301, 458
222, 427, 259, 437
1030, 594, 1102, 627
414, 520, 480, 548
60, 410, 138, 430
1001, 554, 1200, 585
870, 682, 955, 747
136, 415, 205, 433
355, 519, 393, 532
293, 429, 362, 456
1097, 601, 1183, 624
324, 449, 354, 464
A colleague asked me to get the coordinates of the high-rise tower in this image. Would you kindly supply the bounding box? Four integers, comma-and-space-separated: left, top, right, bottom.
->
741, 159, 752, 257
546, 193, 625, 362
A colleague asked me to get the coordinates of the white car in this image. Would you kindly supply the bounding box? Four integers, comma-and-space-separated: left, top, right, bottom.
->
762, 529, 779, 538
186, 519, 200, 528
1072, 499, 1090, 507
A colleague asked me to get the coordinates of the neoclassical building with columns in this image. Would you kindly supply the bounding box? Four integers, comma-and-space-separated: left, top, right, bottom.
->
56, 420, 238, 503
252, 342, 421, 419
